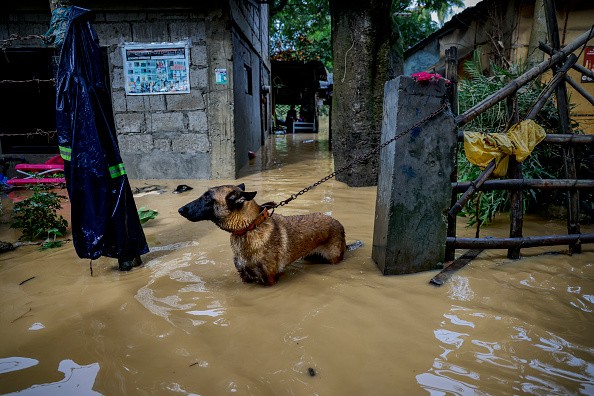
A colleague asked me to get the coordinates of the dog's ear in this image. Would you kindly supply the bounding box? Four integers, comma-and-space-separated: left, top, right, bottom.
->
227, 190, 256, 208
241, 190, 257, 201
236, 183, 246, 191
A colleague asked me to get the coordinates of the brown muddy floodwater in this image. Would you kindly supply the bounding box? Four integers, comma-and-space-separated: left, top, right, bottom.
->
0, 131, 593, 395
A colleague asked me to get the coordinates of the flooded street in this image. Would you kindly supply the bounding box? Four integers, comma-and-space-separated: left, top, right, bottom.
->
0, 130, 593, 395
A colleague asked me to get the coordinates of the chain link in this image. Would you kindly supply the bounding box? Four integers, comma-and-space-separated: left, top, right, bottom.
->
273, 101, 449, 209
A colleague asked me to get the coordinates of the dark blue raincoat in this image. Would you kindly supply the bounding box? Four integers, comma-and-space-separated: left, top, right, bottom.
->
56, 7, 149, 260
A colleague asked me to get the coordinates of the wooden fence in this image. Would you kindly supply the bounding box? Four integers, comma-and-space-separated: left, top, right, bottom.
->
431, 2, 594, 284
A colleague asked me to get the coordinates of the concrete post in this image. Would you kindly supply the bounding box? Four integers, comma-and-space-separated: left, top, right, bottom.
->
372, 76, 456, 275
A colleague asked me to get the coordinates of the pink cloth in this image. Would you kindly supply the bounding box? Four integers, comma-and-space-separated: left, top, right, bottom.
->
411, 72, 450, 83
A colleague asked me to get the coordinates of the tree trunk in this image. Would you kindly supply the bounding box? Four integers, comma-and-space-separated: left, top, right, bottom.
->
329, 0, 393, 187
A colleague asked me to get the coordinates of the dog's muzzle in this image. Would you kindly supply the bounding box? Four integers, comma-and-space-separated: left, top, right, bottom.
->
178, 205, 189, 217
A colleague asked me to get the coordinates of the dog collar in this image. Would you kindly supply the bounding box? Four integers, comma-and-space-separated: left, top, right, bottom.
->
232, 208, 270, 236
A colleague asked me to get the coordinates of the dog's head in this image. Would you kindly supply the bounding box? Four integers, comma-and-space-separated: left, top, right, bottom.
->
178, 183, 257, 224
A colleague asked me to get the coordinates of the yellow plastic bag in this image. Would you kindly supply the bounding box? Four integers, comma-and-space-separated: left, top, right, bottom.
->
464, 119, 546, 177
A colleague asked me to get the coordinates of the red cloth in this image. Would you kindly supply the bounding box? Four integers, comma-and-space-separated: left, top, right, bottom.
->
411, 72, 450, 84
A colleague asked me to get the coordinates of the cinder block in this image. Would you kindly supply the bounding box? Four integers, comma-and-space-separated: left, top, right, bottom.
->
131, 22, 168, 43
93, 22, 131, 46
115, 113, 145, 133
172, 133, 209, 153
118, 133, 153, 153
166, 91, 204, 111
190, 45, 208, 67
188, 111, 208, 132
149, 112, 184, 132
190, 67, 209, 90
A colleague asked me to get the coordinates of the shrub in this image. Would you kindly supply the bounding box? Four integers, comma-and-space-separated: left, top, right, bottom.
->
457, 52, 581, 226
11, 186, 68, 242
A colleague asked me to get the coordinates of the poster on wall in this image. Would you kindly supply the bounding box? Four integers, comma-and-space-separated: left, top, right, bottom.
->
582, 46, 594, 83
215, 68, 228, 85
122, 41, 191, 95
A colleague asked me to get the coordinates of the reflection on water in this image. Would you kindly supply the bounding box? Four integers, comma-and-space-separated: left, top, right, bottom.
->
419, 260, 594, 395
2, 359, 100, 395
1, 130, 593, 394
0, 357, 38, 375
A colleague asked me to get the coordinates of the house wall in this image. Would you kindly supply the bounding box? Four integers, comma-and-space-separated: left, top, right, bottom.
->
99, 10, 214, 179
0, 0, 271, 179
404, 0, 594, 133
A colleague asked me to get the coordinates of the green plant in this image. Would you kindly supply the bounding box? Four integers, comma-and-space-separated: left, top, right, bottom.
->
40, 228, 64, 250
457, 52, 579, 226
137, 207, 158, 224
11, 186, 68, 242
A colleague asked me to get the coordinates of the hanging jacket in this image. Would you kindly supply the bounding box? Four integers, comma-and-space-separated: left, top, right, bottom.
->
56, 7, 149, 260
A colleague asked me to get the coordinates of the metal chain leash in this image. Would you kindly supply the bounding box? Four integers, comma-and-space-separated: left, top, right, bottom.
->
268, 100, 450, 211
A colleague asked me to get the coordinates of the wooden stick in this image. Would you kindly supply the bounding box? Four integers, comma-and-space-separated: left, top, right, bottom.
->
507, 95, 522, 259
429, 249, 483, 286
525, 54, 578, 120
455, 27, 594, 127
544, 0, 581, 254
445, 46, 459, 262
565, 75, 594, 106
452, 178, 594, 191
448, 160, 496, 219
457, 132, 594, 144
447, 233, 594, 249
539, 41, 594, 80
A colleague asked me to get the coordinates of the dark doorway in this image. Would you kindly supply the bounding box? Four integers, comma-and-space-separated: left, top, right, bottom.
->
0, 48, 58, 154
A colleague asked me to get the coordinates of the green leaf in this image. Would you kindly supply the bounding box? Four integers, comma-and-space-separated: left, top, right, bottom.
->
138, 207, 159, 224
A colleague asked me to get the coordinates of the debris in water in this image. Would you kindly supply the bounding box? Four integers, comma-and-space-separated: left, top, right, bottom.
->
308, 367, 316, 377
19, 276, 36, 286
133, 185, 167, 197
0, 241, 15, 253
346, 240, 363, 251
173, 184, 193, 194
138, 207, 159, 224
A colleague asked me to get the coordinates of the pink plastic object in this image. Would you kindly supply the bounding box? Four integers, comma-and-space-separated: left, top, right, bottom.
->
7, 177, 65, 186
411, 72, 449, 83
6, 155, 66, 186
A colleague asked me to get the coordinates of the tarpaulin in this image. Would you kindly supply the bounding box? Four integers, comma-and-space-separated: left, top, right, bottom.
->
464, 119, 547, 177
56, 7, 149, 261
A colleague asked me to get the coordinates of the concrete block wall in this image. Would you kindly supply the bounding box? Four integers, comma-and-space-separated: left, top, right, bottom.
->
1, 1, 271, 180
94, 11, 213, 179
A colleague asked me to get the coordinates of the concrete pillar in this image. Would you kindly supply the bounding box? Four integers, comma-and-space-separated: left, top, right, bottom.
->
372, 76, 456, 275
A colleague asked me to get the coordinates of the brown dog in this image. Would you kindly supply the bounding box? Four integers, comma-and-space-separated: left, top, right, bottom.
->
178, 184, 346, 286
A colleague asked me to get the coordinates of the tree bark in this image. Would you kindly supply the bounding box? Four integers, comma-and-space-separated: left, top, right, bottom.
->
329, 0, 394, 187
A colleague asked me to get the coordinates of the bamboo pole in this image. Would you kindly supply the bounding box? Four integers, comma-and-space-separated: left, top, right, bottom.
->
544, 0, 581, 254
447, 233, 594, 249
448, 160, 496, 219
457, 132, 594, 144
429, 249, 483, 286
540, 39, 594, 106
540, 134, 594, 144
539, 41, 594, 80
507, 94, 522, 259
565, 75, 594, 106
455, 27, 594, 127
452, 178, 594, 192
525, 54, 578, 120
445, 46, 459, 262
